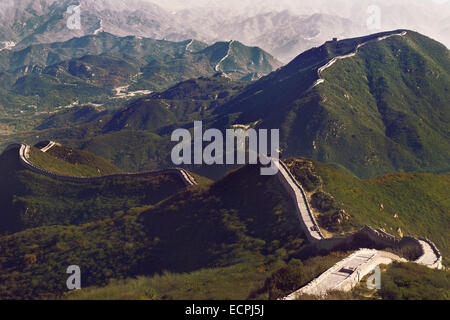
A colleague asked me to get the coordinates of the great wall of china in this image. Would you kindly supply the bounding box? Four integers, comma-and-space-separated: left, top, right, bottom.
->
276, 159, 442, 299
311, 30, 407, 89
2, 136, 443, 298
278, 29, 443, 298
0, 29, 445, 300
4, 142, 196, 187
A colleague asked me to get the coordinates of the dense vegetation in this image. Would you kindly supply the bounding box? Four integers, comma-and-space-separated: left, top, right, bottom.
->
376, 262, 449, 300
29, 145, 122, 177
205, 30, 450, 179
0, 146, 187, 234
0, 208, 152, 299
0, 145, 448, 299
0, 32, 281, 113
0, 164, 312, 299
0, 30, 448, 301
2, 31, 448, 181
64, 252, 348, 300
285, 158, 450, 263
317, 31, 450, 177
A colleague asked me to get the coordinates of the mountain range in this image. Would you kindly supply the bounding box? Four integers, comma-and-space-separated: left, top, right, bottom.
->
0, 0, 448, 63
0, 10, 448, 300
0, 32, 281, 116
6, 30, 446, 180
0, 139, 448, 299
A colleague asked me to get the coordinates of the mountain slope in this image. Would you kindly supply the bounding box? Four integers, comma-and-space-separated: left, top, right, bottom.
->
1, 157, 448, 299
103, 75, 247, 133
285, 158, 450, 261
0, 163, 314, 299
0, 32, 281, 112
0, 0, 187, 48
211, 30, 450, 178
5, 30, 448, 181
0, 143, 188, 234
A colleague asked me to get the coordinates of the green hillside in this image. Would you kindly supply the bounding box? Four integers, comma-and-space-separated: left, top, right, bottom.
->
35, 105, 110, 130
28, 144, 122, 177
81, 130, 168, 172
2, 30, 448, 181
0, 154, 448, 299
54, 30, 450, 181
0, 164, 320, 299
285, 158, 450, 261
0, 145, 188, 234
103, 75, 247, 133
315, 31, 450, 177
208, 30, 450, 179
0, 33, 281, 113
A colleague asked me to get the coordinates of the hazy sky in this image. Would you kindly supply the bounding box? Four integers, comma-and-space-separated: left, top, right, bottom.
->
147, 0, 450, 14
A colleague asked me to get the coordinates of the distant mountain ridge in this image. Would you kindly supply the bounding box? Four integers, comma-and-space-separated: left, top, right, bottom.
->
0, 32, 281, 112
1, 0, 448, 63
0, 32, 281, 76
55, 30, 450, 180
0, 30, 448, 180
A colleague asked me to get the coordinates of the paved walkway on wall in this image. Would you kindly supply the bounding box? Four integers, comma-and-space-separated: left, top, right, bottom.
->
416, 240, 441, 267
14, 143, 197, 187
275, 158, 442, 299
39, 141, 56, 153
284, 249, 407, 299
277, 160, 324, 241
311, 31, 407, 89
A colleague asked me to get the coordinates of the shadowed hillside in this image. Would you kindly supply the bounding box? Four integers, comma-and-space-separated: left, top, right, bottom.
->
0, 144, 189, 234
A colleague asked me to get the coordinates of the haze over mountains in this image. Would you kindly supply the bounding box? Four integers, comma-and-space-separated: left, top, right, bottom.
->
0, 0, 448, 62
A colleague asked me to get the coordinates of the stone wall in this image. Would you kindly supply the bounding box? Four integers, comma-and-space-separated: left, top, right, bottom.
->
276, 159, 442, 266
336, 250, 407, 293
12, 144, 196, 187
276, 160, 324, 241
277, 157, 443, 298
285, 249, 407, 298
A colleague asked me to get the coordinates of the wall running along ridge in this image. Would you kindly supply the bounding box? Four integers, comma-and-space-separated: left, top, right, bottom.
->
310, 30, 407, 89
2, 142, 442, 297
4, 143, 196, 187
275, 159, 442, 299
274, 30, 443, 298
